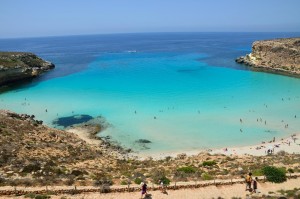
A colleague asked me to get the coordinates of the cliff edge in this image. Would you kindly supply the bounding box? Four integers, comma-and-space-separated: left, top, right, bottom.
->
236, 37, 300, 77
0, 52, 55, 86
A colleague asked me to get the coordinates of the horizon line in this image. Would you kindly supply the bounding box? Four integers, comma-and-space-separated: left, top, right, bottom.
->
1, 31, 300, 40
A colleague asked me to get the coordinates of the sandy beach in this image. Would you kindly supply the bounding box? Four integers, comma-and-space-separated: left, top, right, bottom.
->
65, 124, 300, 161
130, 133, 300, 160
210, 133, 300, 156
66, 127, 102, 146
65, 122, 300, 160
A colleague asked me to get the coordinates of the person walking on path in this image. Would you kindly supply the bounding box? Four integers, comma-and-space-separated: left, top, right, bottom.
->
245, 172, 253, 191
159, 179, 167, 194
252, 177, 258, 193
140, 182, 147, 199
159, 180, 164, 193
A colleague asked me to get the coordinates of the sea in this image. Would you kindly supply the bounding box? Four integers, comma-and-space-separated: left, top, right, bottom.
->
0, 32, 300, 155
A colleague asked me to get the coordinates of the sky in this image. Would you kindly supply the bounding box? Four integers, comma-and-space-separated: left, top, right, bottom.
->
0, 0, 300, 38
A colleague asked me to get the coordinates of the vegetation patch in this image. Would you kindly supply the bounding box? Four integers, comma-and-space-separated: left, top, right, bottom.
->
177, 166, 197, 174
262, 166, 287, 183
134, 177, 143, 184
202, 160, 217, 167
25, 193, 50, 199
277, 188, 300, 198
201, 172, 213, 180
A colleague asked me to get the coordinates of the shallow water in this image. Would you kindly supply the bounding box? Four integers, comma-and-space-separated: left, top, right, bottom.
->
0, 33, 300, 155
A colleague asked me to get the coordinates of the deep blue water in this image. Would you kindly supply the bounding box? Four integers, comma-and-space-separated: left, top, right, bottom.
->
0, 32, 300, 155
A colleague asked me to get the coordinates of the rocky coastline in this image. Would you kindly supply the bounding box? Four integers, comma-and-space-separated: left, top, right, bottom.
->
0, 52, 55, 86
64, 116, 132, 158
236, 37, 300, 77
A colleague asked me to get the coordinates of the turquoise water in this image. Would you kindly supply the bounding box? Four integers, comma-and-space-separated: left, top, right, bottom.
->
0, 33, 300, 155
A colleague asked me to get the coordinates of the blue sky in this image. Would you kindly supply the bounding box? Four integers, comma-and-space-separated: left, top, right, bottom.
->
0, 0, 300, 38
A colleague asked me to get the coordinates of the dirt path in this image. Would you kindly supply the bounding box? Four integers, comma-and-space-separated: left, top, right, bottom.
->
1, 178, 299, 199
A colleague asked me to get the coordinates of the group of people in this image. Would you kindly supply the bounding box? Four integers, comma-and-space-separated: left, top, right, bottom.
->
140, 180, 167, 199
140, 173, 258, 198
245, 172, 258, 193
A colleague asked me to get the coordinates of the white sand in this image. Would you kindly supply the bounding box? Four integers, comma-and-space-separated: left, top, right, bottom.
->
135, 133, 300, 160
210, 133, 300, 156
66, 127, 101, 146
65, 123, 300, 160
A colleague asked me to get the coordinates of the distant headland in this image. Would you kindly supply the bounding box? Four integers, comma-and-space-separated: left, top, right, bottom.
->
0, 52, 55, 86
236, 37, 300, 77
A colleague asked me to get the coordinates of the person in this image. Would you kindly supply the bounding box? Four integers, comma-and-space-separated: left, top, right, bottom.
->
159, 180, 166, 193
245, 172, 253, 191
141, 182, 147, 199
252, 177, 258, 193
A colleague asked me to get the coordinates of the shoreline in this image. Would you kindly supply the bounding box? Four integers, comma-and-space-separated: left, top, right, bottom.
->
66, 123, 134, 159
236, 56, 300, 78
134, 132, 300, 160
66, 124, 300, 160
66, 126, 103, 146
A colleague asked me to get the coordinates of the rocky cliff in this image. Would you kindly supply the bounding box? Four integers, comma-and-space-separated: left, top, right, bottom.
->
236, 38, 300, 77
0, 52, 55, 86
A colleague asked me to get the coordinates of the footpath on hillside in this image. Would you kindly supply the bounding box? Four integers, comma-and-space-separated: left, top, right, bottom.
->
0, 173, 299, 197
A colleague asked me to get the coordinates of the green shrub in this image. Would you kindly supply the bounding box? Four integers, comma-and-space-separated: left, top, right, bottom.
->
0, 177, 6, 186
23, 164, 41, 173
134, 178, 142, 185
262, 166, 286, 183
25, 193, 36, 198
220, 169, 229, 175
120, 180, 129, 185
252, 169, 263, 176
226, 157, 235, 161
151, 168, 169, 184
71, 170, 83, 176
159, 176, 171, 185
177, 166, 196, 174
25, 194, 50, 199
202, 161, 217, 167
35, 194, 50, 199
287, 168, 294, 173
277, 188, 300, 197
201, 173, 213, 180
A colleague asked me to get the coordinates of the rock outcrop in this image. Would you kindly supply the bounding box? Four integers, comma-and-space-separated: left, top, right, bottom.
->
0, 52, 55, 86
236, 37, 300, 77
